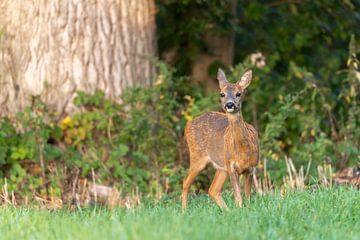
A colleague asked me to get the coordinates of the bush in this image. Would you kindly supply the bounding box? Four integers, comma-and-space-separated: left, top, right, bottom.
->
0, 40, 359, 201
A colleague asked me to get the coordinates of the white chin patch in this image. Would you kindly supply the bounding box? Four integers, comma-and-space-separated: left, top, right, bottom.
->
226, 108, 235, 113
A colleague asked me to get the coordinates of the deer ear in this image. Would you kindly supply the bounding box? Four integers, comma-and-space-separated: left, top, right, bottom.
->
237, 69, 252, 89
217, 68, 228, 89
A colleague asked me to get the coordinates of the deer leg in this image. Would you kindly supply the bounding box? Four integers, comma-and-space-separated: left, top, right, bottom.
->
229, 171, 242, 207
244, 172, 252, 200
208, 170, 228, 210
182, 161, 207, 210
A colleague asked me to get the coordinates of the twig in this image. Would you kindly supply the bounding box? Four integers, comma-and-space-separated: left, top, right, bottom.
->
71, 168, 80, 207
91, 168, 97, 205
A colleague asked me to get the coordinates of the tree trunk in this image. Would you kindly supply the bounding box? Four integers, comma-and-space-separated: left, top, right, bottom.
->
0, 0, 157, 116
191, 0, 236, 93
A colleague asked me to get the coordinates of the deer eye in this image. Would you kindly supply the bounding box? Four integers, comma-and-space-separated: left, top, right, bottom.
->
236, 92, 241, 97
220, 92, 225, 98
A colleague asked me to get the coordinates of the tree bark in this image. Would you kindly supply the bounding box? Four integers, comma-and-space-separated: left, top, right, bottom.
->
0, 0, 157, 116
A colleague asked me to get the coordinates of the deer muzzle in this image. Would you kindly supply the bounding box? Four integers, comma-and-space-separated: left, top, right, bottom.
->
225, 102, 236, 113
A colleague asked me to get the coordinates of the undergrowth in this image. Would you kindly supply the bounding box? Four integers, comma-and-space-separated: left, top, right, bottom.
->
0, 39, 359, 204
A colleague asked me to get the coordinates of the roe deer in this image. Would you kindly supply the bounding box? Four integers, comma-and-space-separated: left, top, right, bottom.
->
182, 68, 259, 210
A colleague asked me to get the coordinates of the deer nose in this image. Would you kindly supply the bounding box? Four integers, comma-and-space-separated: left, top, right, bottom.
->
225, 102, 235, 109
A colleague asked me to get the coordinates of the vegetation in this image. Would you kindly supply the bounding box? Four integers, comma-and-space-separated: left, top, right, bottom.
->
1, 42, 359, 201
1, 187, 359, 240
158, 1, 360, 74
0, 1, 359, 204
0, 3, 358, 240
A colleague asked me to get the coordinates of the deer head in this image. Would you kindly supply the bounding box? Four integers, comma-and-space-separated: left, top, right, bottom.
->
217, 68, 252, 114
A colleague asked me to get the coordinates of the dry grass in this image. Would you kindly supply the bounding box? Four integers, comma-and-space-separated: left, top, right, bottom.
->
1, 159, 359, 209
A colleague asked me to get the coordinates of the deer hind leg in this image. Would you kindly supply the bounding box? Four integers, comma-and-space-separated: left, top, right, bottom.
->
182, 157, 208, 211
244, 171, 252, 200
208, 170, 228, 210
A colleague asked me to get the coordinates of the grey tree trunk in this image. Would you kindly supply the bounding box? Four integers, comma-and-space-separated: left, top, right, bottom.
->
0, 0, 157, 116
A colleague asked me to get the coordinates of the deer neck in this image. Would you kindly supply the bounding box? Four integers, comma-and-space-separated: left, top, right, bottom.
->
227, 111, 244, 127
226, 112, 246, 140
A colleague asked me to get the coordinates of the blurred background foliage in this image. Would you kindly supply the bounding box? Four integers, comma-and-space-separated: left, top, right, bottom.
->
0, 0, 359, 200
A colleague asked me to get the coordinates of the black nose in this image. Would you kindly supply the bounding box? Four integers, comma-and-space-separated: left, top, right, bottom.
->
225, 102, 235, 109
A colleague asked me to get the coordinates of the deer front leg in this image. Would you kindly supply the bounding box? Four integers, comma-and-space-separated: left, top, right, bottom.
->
229, 170, 242, 208
208, 170, 228, 210
182, 160, 207, 211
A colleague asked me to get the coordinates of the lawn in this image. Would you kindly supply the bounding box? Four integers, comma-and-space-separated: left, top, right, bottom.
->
0, 187, 359, 240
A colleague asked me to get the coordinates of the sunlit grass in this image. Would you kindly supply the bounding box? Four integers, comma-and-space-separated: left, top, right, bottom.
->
0, 187, 359, 240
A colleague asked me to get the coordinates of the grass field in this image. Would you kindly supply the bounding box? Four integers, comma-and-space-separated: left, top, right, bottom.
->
0, 187, 359, 240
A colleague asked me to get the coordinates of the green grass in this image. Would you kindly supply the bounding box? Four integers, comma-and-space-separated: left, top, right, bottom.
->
0, 187, 359, 240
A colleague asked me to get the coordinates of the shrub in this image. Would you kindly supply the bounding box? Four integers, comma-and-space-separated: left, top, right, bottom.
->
0, 40, 358, 201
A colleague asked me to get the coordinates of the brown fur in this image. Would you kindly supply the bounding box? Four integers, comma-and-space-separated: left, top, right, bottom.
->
182, 69, 259, 210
